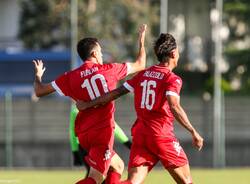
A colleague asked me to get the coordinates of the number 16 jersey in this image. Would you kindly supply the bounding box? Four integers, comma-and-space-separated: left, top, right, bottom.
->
52, 60, 129, 135
123, 65, 182, 138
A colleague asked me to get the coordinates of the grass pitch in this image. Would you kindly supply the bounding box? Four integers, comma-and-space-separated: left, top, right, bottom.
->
0, 168, 250, 184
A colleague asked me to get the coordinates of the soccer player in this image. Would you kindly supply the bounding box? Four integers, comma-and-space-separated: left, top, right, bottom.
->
33, 24, 147, 184
70, 104, 131, 168
70, 104, 131, 184
76, 33, 204, 184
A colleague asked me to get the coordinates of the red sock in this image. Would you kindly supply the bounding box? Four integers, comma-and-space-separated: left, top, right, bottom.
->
76, 177, 96, 184
120, 181, 132, 184
105, 170, 121, 184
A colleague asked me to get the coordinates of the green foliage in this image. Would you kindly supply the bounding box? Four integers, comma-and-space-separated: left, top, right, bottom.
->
205, 77, 232, 94
224, 48, 250, 94
223, 0, 250, 94
19, 0, 70, 49
19, 0, 160, 61
78, 0, 160, 61
224, 1, 250, 14
224, 48, 250, 71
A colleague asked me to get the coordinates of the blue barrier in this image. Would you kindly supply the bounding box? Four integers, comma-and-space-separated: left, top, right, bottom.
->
0, 50, 71, 62
0, 84, 33, 96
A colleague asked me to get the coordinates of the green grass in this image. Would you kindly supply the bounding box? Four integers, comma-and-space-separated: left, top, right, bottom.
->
0, 168, 250, 184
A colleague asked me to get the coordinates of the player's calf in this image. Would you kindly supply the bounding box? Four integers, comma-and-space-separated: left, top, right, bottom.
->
126, 165, 148, 184
167, 164, 193, 184
105, 153, 125, 184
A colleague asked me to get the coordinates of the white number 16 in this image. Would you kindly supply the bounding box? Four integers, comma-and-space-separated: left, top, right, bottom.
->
140, 80, 156, 110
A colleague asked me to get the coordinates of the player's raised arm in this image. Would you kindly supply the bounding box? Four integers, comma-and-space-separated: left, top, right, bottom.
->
76, 86, 129, 111
126, 24, 147, 74
33, 60, 55, 97
167, 95, 204, 151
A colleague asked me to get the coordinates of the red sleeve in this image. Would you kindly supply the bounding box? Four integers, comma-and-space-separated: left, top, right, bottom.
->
165, 75, 182, 96
110, 63, 128, 80
123, 73, 139, 93
51, 72, 71, 96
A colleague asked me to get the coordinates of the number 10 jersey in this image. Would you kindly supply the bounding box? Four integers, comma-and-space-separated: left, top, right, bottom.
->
52, 60, 129, 135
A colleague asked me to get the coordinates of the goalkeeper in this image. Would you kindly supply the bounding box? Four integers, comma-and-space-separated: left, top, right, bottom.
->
69, 104, 132, 170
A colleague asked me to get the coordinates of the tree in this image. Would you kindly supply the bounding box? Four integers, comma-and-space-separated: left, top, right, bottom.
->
19, 0, 70, 49
19, 0, 160, 63
224, 0, 250, 94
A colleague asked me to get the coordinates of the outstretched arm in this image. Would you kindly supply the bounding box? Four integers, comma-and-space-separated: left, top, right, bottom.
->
33, 60, 55, 97
76, 86, 129, 111
167, 95, 204, 151
126, 24, 147, 74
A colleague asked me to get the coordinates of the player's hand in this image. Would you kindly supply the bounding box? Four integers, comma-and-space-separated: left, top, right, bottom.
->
72, 145, 88, 166
33, 60, 46, 78
76, 100, 88, 110
138, 24, 147, 45
192, 130, 203, 151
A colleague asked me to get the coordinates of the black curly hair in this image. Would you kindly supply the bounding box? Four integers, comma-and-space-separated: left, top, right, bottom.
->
154, 33, 177, 63
77, 37, 99, 61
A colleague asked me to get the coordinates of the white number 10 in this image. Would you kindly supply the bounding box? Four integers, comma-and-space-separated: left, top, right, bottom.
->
81, 74, 109, 100
140, 80, 156, 110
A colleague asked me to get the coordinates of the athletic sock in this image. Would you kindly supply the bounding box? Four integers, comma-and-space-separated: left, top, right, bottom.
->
76, 177, 96, 184
105, 170, 121, 184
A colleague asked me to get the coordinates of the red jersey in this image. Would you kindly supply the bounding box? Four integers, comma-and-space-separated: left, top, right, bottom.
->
123, 65, 182, 138
52, 60, 129, 135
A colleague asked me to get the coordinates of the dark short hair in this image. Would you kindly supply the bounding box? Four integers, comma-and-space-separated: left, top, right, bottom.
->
77, 37, 99, 61
154, 33, 177, 63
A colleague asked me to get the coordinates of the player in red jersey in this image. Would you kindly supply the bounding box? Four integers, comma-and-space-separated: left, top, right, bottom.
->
33, 24, 147, 184
77, 33, 204, 184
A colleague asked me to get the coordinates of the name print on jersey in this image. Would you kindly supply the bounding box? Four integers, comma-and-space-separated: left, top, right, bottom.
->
143, 70, 164, 80
80, 67, 99, 77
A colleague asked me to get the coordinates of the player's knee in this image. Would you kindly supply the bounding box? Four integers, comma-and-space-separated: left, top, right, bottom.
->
119, 160, 125, 172
114, 158, 125, 174
110, 154, 125, 174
